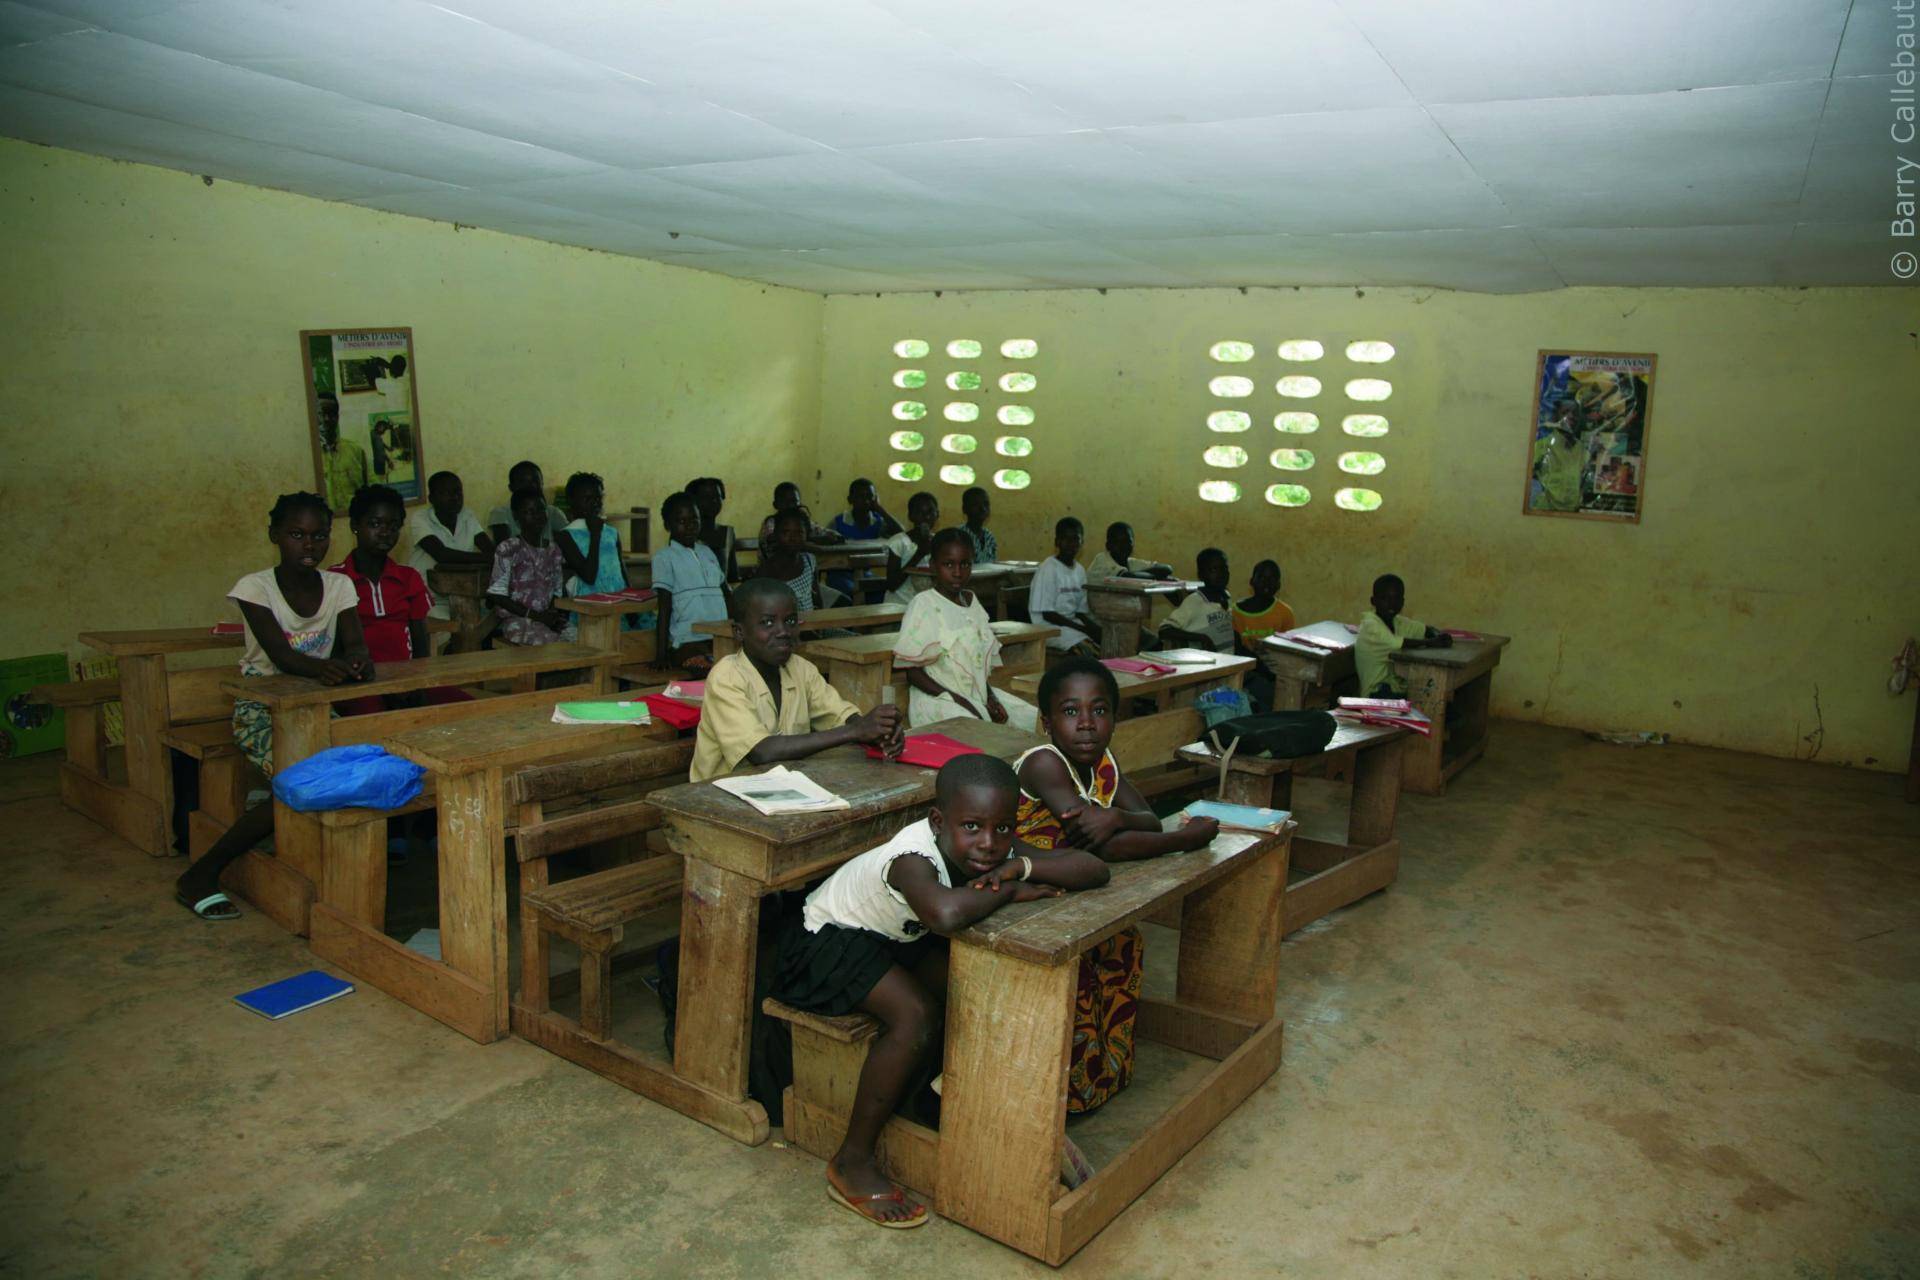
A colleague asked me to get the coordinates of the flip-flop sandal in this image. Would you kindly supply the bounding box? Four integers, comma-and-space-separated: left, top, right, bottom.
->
176, 889, 240, 921
826, 1179, 929, 1230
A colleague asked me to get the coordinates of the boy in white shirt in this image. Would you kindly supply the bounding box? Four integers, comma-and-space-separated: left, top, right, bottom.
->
881, 492, 939, 607
1159, 547, 1237, 652
1027, 516, 1099, 654
1087, 522, 1172, 581
769, 754, 1108, 1228
406, 470, 493, 618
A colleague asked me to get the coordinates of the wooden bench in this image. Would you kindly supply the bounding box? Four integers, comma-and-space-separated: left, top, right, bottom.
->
519, 855, 684, 1041
764, 999, 887, 1165
159, 719, 252, 860
30, 676, 121, 782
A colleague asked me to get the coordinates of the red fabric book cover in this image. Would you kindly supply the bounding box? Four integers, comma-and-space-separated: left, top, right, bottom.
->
639, 694, 702, 730
577, 587, 656, 605
866, 731, 984, 768
1102, 657, 1177, 675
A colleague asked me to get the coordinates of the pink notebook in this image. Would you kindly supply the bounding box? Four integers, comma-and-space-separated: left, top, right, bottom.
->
1102, 657, 1178, 676
1441, 628, 1481, 641
577, 588, 656, 605
211, 621, 245, 637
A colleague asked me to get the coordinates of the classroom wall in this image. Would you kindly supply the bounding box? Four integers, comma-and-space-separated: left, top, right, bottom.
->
0, 138, 823, 665
819, 286, 1920, 771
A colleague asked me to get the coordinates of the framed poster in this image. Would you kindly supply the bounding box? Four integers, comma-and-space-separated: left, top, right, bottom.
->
301, 327, 424, 511
1523, 350, 1654, 523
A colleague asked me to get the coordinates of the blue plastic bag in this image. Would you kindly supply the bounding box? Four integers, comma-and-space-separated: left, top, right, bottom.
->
272, 744, 425, 812
1194, 686, 1254, 730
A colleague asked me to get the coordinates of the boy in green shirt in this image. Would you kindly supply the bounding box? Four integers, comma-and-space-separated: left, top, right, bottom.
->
1355, 573, 1451, 696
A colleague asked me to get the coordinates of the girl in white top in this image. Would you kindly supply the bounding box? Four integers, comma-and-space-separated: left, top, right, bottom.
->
1026, 516, 1100, 654
892, 529, 1038, 732
770, 755, 1107, 1229
176, 491, 372, 922
881, 492, 939, 608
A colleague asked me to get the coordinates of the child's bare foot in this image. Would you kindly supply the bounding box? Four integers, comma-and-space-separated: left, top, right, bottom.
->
827, 1153, 927, 1229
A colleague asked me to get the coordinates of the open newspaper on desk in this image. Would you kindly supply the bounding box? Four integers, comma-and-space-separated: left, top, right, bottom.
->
711, 765, 851, 816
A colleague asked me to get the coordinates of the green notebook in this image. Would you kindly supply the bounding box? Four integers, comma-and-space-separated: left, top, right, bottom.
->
551, 701, 653, 726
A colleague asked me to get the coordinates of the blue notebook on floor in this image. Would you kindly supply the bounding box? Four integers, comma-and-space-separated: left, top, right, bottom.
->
234, 970, 355, 1020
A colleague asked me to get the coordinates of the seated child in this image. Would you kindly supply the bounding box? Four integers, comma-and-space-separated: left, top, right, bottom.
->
881, 491, 939, 607
331, 484, 471, 715
691, 579, 904, 781
486, 489, 570, 644
827, 478, 903, 602
756, 508, 825, 612
651, 490, 730, 671
1158, 547, 1236, 651
690, 477, 741, 582
1016, 658, 1220, 1115
1087, 521, 1172, 580
894, 529, 1038, 731
1231, 559, 1295, 648
771, 754, 1109, 1228
1026, 516, 1100, 655
557, 471, 651, 632
759, 481, 840, 545
406, 470, 493, 618
959, 485, 997, 563
487, 459, 565, 545
1356, 573, 1451, 696
174, 491, 370, 921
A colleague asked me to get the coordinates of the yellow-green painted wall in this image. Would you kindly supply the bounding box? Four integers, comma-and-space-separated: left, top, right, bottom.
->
820, 286, 1919, 770
0, 139, 822, 665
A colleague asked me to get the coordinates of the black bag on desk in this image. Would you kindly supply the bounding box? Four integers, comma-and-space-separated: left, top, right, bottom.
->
1204, 709, 1337, 760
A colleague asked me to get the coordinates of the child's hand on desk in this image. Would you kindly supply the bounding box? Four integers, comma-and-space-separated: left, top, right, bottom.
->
1061, 804, 1127, 849
344, 655, 374, 682
985, 692, 1010, 725
968, 861, 1026, 892
852, 705, 903, 752
311, 658, 360, 686
1002, 881, 1063, 904
1175, 815, 1221, 849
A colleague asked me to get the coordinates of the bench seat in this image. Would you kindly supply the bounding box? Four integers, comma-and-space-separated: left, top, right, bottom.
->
28, 676, 120, 708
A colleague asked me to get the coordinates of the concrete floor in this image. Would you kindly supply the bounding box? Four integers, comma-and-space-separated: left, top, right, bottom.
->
2, 721, 1915, 1279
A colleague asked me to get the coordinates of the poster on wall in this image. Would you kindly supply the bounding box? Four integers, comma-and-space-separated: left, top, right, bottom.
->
301, 328, 424, 511
1523, 350, 1654, 523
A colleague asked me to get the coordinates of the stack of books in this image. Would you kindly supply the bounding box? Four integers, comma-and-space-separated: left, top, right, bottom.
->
1335, 696, 1433, 737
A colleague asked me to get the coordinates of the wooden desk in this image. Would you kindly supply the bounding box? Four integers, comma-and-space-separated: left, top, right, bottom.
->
1179, 720, 1407, 932
800, 621, 1057, 712
225, 644, 621, 934
555, 592, 657, 655
646, 718, 1039, 1142
933, 826, 1291, 1265
1086, 579, 1197, 656
1259, 620, 1358, 711
426, 566, 494, 654
904, 561, 1037, 620
324, 692, 678, 1042
72, 628, 241, 855
619, 552, 652, 589
1009, 649, 1252, 717
693, 603, 904, 660
1391, 632, 1511, 795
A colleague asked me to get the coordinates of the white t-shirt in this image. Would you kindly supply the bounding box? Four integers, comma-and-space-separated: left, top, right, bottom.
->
1164, 589, 1236, 651
406, 506, 486, 577
229, 568, 360, 677
652, 540, 729, 649
802, 818, 952, 941
883, 530, 922, 607
1088, 551, 1169, 580
1028, 556, 1088, 619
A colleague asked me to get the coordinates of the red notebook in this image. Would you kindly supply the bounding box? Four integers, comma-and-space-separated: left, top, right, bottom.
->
866, 732, 984, 769
1441, 628, 1481, 641
211, 621, 245, 636
639, 694, 702, 730
1102, 657, 1177, 676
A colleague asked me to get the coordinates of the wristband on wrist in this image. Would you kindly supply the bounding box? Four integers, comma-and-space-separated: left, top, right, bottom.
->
1018, 855, 1033, 882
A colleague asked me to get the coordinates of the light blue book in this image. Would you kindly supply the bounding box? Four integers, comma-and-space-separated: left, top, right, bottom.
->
1181, 799, 1292, 834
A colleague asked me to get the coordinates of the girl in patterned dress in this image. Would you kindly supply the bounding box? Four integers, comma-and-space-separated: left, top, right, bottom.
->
1015, 657, 1220, 1116
892, 528, 1037, 731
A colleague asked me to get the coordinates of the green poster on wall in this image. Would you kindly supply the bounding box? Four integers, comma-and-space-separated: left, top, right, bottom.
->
0, 653, 71, 757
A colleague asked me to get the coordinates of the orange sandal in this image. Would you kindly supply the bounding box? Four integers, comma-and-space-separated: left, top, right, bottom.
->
826, 1175, 929, 1230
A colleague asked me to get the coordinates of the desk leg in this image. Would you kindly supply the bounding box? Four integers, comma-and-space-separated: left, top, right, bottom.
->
118, 654, 173, 855
673, 858, 761, 1102
271, 704, 331, 904
1402, 670, 1449, 796
1177, 836, 1289, 1023
439, 767, 510, 1040
824, 658, 886, 713
937, 946, 1074, 1257
1092, 598, 1145, 658
1220, 768, 1291, 811
1348, 739, 1405, 848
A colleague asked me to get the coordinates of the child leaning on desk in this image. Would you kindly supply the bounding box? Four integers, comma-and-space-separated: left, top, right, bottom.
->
174, 490, 371, 922
1016, 658, 1219, 1123
1355, 572, 1452, 697
770, 753, 1109, 1229
689, 578, 903, 782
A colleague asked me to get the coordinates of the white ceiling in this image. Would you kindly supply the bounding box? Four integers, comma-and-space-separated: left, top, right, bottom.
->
0, 0, 1906, 293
